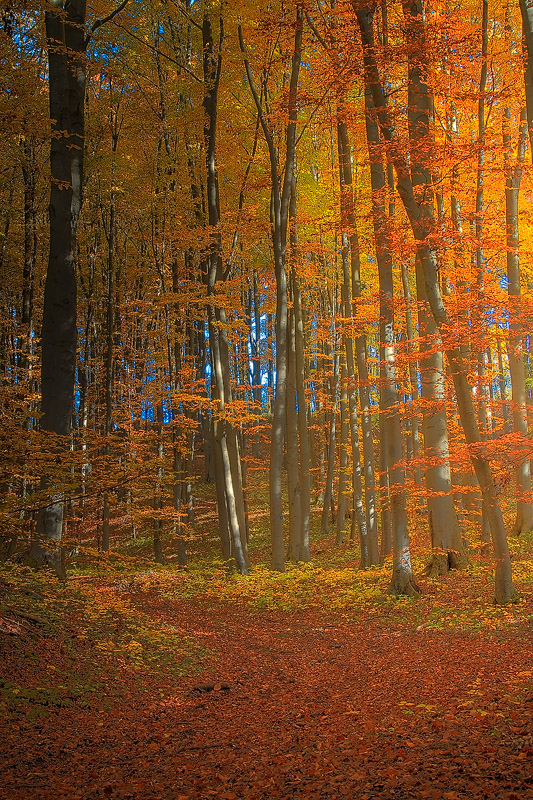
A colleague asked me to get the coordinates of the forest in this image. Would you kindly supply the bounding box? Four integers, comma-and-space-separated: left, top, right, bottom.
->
1, 1, 533, 799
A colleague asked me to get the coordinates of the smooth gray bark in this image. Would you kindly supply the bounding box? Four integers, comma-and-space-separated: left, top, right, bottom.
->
336, 359, 349, 544
415, 260, 467, 574
355, 2, 516, 603
403, 5, 466, 573
400, 262, 422, 491
239, 8, 303, 571
363, 85, 415, 595
337, 120, 378, 564
321, 349, 339, 535
504, 105, 532, 534
293, 273, 311, 561
287, 304, 302, 560
204, 14, 248, 573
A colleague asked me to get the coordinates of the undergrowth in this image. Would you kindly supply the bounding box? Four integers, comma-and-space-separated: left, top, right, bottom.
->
0, 563, 208, 720
1, 501, 532, 723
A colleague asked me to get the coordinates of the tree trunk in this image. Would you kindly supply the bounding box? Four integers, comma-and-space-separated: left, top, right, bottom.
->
355, 3, 516, 603
20, 139, 37, 378
287, 304, 302, 560
172, 445, 188, 568
293, 273, 311, 561
336, 358, 349, 544
239, 8, 303, 571
472, 0, 492, 546
337, 119, 377, 564
202, 14, 248, 572
102, 153, 117, 553
251, 269, 262, 458
415, 259, 466, 574
153, 403, 165, 565
400, 261, 422, 490
363, 85, 415, 595
520, 0, 533, 159
504, 106, 532, 534
497, 339, 511, 433
321, 350, 339, 536
36, 1, 87, 576
378, 387, 392, 557
403, 8, 466, 574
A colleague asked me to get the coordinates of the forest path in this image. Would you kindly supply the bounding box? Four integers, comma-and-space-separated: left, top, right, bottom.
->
2, 580, 533, 800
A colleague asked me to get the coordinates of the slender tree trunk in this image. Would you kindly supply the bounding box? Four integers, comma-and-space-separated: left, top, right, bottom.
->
212, 424, 231, 561
402, 6, 466, 573
337, 119, 378, 564
153, 403, 165, 565
504, 105, 532, 534
239, 7, 303, 571
251, 269, 262, 458
172, 445, 188, 568
415, 258, 466, 573
363, 85, 415, 595
321, 349, 339, 536
102, 157, 117, 553
378, 385, 392, 556
336, 358, 349, 544
497, 339, 511, 433
20, 140, 36, 377
204, 14, 248, 573
293, 273, 311, 561
472, 0, 492, 545
287, 303, 302, 560
520, 0, 533, 159
287, 180, 311, 561
400, 261, 422, 490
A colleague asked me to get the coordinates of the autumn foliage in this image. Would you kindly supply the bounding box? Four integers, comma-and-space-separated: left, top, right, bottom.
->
0, 0, 533, 794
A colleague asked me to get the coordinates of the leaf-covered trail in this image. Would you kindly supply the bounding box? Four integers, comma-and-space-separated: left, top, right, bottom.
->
2, 585, 533, 800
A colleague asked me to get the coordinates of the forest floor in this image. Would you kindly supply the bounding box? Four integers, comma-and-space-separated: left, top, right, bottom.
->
1, 538, 533, 800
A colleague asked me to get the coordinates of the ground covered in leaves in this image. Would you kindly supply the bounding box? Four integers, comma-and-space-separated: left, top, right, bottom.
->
1, 547, 533, 800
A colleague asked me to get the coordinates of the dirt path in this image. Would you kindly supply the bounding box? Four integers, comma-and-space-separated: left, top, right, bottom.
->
2, 590, 533, 800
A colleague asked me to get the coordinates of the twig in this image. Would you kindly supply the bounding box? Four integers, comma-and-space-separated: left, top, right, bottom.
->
85, 0, 130, 48
113, 21, 201, 83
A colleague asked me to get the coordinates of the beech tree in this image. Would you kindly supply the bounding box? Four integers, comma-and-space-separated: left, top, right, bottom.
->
33, 0, 87, 575
32, 0, 133, 575
355, 1, 517, 604
239, 3, 303, 572
0, 0, 530, 604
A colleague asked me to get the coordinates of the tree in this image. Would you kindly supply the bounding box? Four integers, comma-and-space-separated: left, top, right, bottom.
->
204, 11, 248, 574
355, 1, 517, 604
33, 0, 87, 575
34, 0, 131, 573
363, 82, 416, 595
239, 3, 303, 572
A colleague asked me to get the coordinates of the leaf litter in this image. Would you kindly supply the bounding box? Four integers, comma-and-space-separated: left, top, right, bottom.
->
1, 564, 532, 800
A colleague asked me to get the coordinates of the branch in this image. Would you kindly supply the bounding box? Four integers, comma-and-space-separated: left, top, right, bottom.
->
85, 0, 130, 48
305, 11, 328, 51
295, 84, 332, 149
518, 107, 529, 164
224, 109, 261, 279
167, 0, 202, 31
238, 26, 277, 163
113, 21, 202, 82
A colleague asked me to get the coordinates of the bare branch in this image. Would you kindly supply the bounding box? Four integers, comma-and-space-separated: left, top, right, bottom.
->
305, 11, 328, 51
85, 0, 130, 48
113, 21, 202, 83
